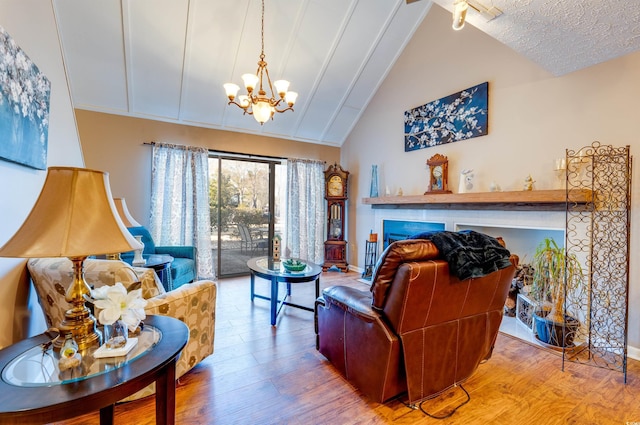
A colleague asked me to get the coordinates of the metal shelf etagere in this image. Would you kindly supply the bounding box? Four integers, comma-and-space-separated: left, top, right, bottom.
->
564, 142, 631, 382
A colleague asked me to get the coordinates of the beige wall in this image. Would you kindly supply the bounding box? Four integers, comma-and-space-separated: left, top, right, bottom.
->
0, 0, 83, 347
342, 5, 640, 350
77, 110, 340, 226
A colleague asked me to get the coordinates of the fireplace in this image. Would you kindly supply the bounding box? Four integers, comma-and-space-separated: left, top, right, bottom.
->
369, 206, 568, 350
454, 223, 564, 260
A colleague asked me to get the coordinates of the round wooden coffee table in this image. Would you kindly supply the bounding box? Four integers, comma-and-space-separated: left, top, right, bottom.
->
0, 315, 188, 425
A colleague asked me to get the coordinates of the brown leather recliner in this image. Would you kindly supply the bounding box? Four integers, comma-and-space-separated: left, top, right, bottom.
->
315, 237, 518, 404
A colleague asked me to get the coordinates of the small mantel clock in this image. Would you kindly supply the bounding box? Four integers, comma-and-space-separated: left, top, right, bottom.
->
425, 153, 452, 194
323, 163, 349, 272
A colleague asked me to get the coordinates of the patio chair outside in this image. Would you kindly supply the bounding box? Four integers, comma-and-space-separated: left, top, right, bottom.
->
237, 223, 267, 254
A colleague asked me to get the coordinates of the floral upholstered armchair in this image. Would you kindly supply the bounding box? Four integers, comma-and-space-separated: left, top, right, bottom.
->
27, 257, 216, 401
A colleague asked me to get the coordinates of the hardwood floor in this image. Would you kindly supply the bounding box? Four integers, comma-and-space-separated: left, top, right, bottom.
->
56, 271, 640, 425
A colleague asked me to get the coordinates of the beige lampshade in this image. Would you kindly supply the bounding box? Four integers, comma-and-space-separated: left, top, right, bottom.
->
0, 167, 142, 258
113, 198, 143, 227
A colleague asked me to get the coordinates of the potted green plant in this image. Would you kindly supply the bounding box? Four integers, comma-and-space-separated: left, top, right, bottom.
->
531, 237, 583, 347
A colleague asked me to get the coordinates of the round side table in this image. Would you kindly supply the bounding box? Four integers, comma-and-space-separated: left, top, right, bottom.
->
0, 315, 188, 425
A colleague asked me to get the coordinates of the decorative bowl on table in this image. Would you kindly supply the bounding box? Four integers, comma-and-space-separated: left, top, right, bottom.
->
282, 259, 306, 272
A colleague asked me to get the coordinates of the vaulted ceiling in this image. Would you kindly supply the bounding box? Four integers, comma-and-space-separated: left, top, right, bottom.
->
52, 0, 640, 147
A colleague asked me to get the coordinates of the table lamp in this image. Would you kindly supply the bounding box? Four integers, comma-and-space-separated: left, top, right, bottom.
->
0, 167, 142, 350
113, 198, 142, 227
113, 198, 145, 265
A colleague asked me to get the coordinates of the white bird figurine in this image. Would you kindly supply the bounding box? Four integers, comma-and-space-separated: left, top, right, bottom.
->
458, 169, 474, 193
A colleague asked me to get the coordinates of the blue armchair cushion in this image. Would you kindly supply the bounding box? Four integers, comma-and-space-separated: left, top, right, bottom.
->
169, 258, 196, 290
156, 245, 196, 260
122, 226, 197, 291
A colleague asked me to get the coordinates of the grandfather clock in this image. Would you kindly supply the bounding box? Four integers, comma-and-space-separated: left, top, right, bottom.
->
322, 163, 349, 272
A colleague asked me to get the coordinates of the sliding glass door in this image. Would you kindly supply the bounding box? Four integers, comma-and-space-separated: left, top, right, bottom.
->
209, 154, 285, 277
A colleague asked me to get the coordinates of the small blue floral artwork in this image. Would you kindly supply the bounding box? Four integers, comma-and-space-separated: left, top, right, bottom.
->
0, 25, 51, 170
404, 82, 488, 152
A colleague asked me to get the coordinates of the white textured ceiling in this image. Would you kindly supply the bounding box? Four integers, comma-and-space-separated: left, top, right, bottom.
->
430, 0, 640, 76
52, 0, 640, 147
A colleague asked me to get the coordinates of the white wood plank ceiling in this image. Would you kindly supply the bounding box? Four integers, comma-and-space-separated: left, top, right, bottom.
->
52, 0, 640, 147
53, 0, 431, 146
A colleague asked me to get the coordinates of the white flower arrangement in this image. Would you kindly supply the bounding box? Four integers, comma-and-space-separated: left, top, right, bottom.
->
91, 282, 147, 332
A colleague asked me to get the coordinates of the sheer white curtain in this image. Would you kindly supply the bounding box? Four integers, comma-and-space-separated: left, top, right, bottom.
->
150, 143, 215, 279
285, 158, 325, 265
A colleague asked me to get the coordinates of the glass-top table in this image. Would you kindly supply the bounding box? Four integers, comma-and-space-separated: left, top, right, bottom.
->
0, 315, 188, 425
2, 325, 160, 387
247, 257, 322, 326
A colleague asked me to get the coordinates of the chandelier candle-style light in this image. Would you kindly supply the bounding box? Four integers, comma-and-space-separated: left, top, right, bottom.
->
224, 0, 298, 124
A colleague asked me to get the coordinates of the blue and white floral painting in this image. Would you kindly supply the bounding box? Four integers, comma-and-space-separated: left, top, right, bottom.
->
404, 82, 488, 152
0, 25, 50, 170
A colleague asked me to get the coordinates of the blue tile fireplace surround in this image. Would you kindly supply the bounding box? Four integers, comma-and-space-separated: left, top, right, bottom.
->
380, 219, 564, 261
382, 220, 445, 249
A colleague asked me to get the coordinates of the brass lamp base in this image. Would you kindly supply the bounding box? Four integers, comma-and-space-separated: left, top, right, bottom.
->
58, 256, 102, 351
58, 306, 102, 351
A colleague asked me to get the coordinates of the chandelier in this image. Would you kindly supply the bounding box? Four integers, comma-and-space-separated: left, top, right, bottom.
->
223, 0, 298, 125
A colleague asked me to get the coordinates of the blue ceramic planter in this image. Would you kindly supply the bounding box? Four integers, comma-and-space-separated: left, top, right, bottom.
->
533, 309, 579, 347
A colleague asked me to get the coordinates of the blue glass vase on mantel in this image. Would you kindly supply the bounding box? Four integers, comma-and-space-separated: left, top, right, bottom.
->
370, 165, 379, 198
